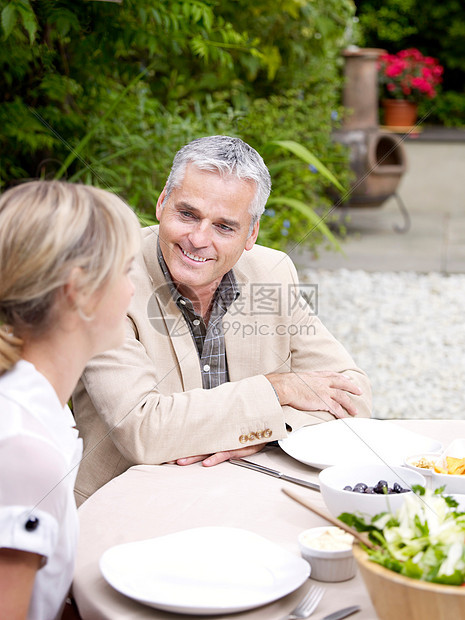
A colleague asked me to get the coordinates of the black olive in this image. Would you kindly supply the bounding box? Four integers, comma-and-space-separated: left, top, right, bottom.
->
343, 479, 410, 494
374, 480, 389, 494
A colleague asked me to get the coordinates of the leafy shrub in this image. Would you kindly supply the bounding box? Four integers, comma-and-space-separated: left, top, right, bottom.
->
237, 92, 350, 253
419, 92, 465, 128
1, 0, 354, 252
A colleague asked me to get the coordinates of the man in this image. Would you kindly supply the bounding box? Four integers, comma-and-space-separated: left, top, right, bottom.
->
72, 136, 371, 505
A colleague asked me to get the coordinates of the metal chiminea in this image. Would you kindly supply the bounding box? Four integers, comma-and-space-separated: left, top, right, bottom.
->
333, 47, 410, 232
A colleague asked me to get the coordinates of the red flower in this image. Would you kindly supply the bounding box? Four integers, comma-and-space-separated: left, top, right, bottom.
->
378, 48, 443, 102
411, 77, 431, 94
386, 59, 407, 78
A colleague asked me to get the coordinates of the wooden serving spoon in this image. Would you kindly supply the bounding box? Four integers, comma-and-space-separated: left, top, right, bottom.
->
282, 487, 376, 550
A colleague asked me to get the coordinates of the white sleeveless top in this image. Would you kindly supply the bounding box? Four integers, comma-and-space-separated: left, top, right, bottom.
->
0, 360, 83, 620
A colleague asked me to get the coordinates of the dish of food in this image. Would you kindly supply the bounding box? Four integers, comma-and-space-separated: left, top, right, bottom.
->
407, 455, 465, 476
353, 544, 465, 620
405, 440, 465, 492
434, 456, 465, 475
404, 452, 440, 475
431, 466, 465, 494
300, 527, 353, 551
319, 463, 426, 519
341, 487, 465, 585
298, 527, 357, 582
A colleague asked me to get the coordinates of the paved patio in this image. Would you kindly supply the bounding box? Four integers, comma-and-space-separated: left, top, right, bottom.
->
292, 131, 465, 274
289, 131, 465, 420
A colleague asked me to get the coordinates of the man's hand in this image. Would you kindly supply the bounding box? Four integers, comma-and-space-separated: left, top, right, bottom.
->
175, 443, 265, 467
266, 370, 362, 418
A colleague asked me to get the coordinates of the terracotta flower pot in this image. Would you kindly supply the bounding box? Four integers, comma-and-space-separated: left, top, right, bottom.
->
382, 99, 418, 128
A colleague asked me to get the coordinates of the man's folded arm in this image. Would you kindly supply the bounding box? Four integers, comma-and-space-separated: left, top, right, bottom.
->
280, 255, 372, 421
74, 323, 287, 466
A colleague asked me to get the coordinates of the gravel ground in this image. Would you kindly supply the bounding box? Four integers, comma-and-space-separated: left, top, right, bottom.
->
299, 269, 465, 420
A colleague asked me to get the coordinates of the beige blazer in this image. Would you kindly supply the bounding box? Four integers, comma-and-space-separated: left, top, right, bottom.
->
72, 227, 371, 504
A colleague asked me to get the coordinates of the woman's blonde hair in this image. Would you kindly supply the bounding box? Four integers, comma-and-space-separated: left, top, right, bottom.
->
0, 180, 141, 373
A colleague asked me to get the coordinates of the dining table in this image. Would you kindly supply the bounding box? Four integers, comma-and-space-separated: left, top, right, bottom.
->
72, 419, 465, 620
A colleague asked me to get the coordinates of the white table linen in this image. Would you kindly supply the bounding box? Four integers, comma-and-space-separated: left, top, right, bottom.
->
73, 420, 464, 619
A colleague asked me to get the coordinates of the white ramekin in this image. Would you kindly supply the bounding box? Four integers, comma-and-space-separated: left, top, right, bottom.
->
298, 527, 357, 582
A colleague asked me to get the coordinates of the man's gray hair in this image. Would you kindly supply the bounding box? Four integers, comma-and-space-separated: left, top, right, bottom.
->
163, 135, 271, 226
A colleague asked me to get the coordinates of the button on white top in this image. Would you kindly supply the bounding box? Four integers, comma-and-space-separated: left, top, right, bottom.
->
193, 319, 200, 326
179, 299, 186, 306
203, 364, 210, 372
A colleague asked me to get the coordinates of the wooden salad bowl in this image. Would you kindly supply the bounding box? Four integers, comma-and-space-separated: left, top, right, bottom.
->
353, 544, 465, 620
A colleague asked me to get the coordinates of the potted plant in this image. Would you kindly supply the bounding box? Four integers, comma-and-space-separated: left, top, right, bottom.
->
378, 48, 443, 128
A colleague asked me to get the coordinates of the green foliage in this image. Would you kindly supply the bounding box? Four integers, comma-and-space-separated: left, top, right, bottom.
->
265, 140, 344, 251
0, 0, 250, 189
64, 86, 240, 223
270, 140, 345, 192
237, 91, 350, 253
419, 92, 465, 128
355, 0, 465, 127
1, 0, 37, 42
0, 0, 353, 252
216, 0, 354, 95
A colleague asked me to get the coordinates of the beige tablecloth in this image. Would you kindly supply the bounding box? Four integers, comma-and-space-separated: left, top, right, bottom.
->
73, 419, 465, 619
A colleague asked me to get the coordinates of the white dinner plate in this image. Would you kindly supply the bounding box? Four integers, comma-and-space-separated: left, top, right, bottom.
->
279, 418, 442, 469
100, 526, 310, 615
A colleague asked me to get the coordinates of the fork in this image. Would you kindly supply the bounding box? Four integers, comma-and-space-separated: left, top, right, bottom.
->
281, 584, 325, 619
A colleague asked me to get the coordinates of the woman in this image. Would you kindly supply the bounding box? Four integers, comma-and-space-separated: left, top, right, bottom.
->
0, 181, 141, 620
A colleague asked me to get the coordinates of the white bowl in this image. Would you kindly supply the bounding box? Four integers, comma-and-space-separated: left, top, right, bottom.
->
298, 527, 356, 582
319, 464, 426, 519
404, 452, 440, 476
431, 469, 465, 494
404, 449, 465, 493
424, 439, 465, 493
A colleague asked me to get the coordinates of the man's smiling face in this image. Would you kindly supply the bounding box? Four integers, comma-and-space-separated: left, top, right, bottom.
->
156, 164, 259, 302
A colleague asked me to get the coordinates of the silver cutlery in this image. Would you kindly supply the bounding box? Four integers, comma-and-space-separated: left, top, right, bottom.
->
229, 458, 320, 492
281, 584, 325, 619
322, 605, 361, 620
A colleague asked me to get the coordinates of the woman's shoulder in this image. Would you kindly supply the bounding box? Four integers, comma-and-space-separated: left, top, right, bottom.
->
0, 360, 77, 450
0, 431, 70, 519
0, 366, 70, 493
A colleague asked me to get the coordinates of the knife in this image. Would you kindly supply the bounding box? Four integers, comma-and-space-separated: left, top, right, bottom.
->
229, 458, 320, 491
322, 605, 361, 620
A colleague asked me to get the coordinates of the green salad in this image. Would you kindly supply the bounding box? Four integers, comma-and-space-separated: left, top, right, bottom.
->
339, 486, 465, 585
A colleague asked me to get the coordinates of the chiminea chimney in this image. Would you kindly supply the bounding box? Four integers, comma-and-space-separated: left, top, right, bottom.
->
342, 47, 385, 130
332, 47, 408, 229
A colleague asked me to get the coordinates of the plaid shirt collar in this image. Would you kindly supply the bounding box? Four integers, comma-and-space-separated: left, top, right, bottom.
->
157, 241, 239, 389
